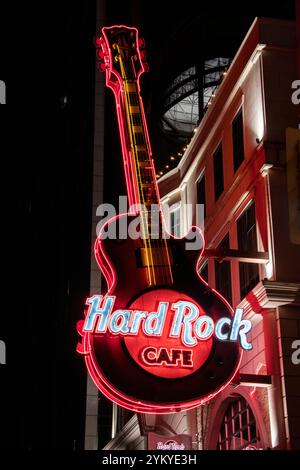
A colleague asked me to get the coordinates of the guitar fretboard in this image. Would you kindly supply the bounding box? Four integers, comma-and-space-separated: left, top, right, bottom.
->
124, 83, 159, 209
105, 31, 173, 286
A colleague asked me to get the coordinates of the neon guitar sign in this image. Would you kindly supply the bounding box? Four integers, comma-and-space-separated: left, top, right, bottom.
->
77, 25, 252, 413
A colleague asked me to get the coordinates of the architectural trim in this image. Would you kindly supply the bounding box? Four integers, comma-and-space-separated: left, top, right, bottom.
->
233, 373, 272, 387
103, 415, 142, 450
239, 280, 300, 316
139, 413, 156, 434
203, 248, 269, 264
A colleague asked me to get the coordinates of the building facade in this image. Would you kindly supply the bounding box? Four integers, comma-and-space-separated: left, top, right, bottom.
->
101, 16, 300, 451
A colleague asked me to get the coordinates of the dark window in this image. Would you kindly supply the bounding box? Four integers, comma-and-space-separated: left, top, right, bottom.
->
217, 396, 262, 450
215, 234, 232, 304
199, 262, 208, 283
237, 201, 259, 299
213, 143, 224, 200
232, 109, 244, 172
197, 173, 206, 220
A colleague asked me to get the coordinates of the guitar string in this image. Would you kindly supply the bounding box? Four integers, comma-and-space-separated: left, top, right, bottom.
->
118, 47, 156, 286
135, 89, 173, 286
126, 88, 157, 285
133, 62, 174, 286
134, 77, 174, 285
132, 79, 171, 286
117, 41, 173, 287
127, 86, 166, 285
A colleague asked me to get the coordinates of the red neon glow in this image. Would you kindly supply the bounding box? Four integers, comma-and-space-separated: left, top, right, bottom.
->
124, 289, 212, 379
81, 224, 243, 412
80, 328, 243, 414
78, 233, 243, 412
250, 362, 267, 396
76, 25, 244, 414
81, 218, 242, 412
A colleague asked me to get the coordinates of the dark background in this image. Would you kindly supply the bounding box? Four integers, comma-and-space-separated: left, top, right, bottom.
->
0, 0, 296, 450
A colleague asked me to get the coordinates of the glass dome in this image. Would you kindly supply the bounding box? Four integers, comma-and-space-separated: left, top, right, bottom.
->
162, 58, 230, 137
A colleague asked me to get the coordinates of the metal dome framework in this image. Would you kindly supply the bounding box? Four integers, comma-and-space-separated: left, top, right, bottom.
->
162, 58, 231, 138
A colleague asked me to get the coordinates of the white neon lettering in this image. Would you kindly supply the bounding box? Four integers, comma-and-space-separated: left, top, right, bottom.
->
143, 302, 168, 335
194, 315, 214, 340
215, 317, 231, 341
230, 308, 253, 350
82, 296, 252, 350
170, 301, 199, 346
109, 310, 130, 334
83, 296, 115, 332
130, 310, 147, 334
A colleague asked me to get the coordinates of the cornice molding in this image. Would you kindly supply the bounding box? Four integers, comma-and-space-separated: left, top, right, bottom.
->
239, 280, 300, 316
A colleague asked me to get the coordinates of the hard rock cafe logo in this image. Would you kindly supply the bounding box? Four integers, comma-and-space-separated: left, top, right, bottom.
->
78, 24, 253, 412
156, 440, 185, 450
82, 295, 252, 372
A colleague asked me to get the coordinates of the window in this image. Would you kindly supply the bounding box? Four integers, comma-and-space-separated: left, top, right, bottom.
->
199, 262, 208, 283
237, 201, 259, 299
215, 234, 232, 304
217, 396, 262, 450
232, 109, 244, 172
213, 143, 224, 200
170, 206, 181, 237
197, 173, 206, 221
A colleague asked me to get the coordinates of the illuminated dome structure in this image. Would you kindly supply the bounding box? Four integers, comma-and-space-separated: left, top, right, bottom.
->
162, 58, 230, 140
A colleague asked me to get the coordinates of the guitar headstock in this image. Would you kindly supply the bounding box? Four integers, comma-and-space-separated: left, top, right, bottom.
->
95, 25, 148, 90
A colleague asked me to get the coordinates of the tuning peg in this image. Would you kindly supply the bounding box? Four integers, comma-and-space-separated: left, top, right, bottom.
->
99, 62, 108, 72
76, 320, 85, 336
140, 50, 147, 61
138, 37, 146, 48
94, 36, 102, 47
97, 49, 106, 59
76, 341, 85, 354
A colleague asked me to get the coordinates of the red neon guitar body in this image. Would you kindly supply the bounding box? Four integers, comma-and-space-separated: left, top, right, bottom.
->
77, 26, 241, 414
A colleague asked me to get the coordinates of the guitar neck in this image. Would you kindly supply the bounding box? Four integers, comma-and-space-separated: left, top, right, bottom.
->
98, 25, 173, 287
117, 80, 160, 212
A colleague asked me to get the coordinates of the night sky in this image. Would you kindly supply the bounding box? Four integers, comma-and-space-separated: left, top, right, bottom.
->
0, 0, 296, 450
